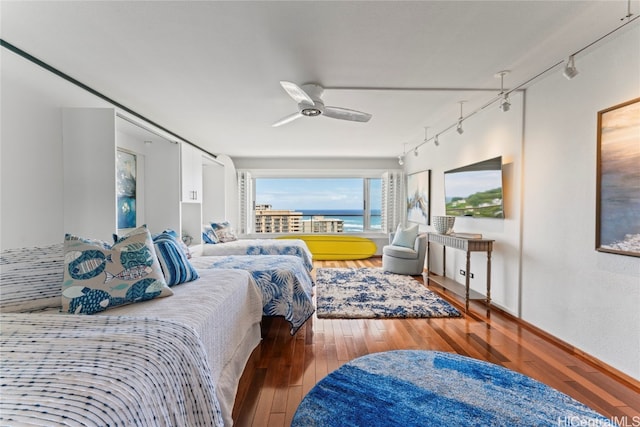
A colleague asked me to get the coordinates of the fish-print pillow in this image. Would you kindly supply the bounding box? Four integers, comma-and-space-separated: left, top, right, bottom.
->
62, 225, 172, 314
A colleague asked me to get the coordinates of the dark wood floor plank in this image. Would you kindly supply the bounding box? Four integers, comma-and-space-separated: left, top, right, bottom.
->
233, 258, 639, 424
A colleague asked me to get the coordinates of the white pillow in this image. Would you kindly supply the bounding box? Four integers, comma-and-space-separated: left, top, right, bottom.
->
391, 224, 419, 249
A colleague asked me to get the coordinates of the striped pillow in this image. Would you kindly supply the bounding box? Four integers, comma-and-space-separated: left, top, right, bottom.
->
153, 232, 199, 286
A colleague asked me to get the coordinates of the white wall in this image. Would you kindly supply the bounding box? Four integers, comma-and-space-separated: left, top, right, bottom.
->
1, 48, 201, 249
1, 50, 111, 248
521, 26, 640, 379
404, 91, 524, 316
404, 27, 640, 380
210, 153, 240, 225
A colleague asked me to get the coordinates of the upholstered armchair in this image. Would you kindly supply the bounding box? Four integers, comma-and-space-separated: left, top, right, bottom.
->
382, 231, 427, 275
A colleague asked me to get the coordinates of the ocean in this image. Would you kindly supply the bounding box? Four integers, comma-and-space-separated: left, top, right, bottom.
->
299, 209, 381, 232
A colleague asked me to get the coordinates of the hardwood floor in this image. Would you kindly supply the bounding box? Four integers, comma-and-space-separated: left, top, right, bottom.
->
232, 258, 640, 426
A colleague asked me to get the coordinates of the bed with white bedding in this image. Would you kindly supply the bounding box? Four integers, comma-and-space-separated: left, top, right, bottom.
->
1, 244, 263, 427
105, 268, 263, 426
194, 238, 314, 272
1, 313, 223, 426
191, 255, 315, 335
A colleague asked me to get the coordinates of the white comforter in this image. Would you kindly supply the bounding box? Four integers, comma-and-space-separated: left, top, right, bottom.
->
1, 313, 222, 426
0, 269, 263, 427
105, 268, 263, 426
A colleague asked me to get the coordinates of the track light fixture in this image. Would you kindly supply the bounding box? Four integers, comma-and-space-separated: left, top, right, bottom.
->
398, 143, 407, 165
456, 101, 465, 135
495, 70, 511, 112
414, 126, 430, 154
499, 95, 511, 112
563, 55, 579, 80
407, 9, 636, 150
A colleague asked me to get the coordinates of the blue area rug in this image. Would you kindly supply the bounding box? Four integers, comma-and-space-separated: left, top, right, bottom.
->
292, 350, 610, 427
315, 268, 460, 318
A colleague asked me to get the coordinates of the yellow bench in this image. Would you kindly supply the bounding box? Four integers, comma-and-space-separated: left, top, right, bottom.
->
277, 235, 377, 261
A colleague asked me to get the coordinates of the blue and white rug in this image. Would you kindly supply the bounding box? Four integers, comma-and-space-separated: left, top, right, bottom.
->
292, 350, 611, 427
315, 268, 460, 318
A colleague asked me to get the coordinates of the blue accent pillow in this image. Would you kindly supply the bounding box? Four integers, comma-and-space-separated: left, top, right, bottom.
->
63, 225, 172, 315
152, 232, 199, 287
161, 229, 192, 259
391, 224, 419, 249
202, 225, 218, 244
211, 221, 238, 243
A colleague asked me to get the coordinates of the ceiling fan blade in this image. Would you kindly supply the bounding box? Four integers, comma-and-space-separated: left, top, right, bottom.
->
272, 111, 303, 127
323, 106, 372, 123
280, 81, 314, 105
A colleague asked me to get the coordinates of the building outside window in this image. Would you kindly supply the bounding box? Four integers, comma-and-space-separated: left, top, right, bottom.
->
247, 177, 384, 234
237, 170, 402, 236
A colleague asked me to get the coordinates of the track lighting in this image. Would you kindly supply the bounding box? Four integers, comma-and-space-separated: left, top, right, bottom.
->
499, 95, 511, 112
413, 147, 419, 157
398, 143, 407, 165
495, 70, 511, 112
434, 135, 440, 146
563, 55, 579, 80
456, 101, 465, 135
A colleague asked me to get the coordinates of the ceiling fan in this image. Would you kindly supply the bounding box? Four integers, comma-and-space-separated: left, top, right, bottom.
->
272, 81, 372, 127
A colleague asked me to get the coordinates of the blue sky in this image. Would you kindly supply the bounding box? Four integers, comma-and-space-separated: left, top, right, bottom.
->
256, 178, 381, 210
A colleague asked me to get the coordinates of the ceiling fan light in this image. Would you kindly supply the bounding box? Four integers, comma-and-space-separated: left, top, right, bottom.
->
563, 55, 579, 80
301, 107, 322, 117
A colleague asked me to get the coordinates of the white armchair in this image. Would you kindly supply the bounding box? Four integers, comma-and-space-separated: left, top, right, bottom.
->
382, 232, 427, 275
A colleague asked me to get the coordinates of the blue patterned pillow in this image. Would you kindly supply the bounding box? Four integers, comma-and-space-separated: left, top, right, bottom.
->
62, 225, 172, 315
153, 232, 199, 286
211, 221, 238, 243
202, 224, 218, 244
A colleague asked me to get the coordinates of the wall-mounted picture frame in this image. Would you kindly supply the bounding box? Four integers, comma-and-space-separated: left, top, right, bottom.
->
596, 97, 640, 257
116, 149, 137, 230
406, 170, 431, 225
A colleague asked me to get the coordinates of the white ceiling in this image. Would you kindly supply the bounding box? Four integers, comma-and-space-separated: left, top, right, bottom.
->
1, 1, 638, 159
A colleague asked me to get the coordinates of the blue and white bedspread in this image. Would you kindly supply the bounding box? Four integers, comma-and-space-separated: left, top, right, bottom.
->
197, 239, 314, 272
0, 313, 224, 427
192, 255, 315, 334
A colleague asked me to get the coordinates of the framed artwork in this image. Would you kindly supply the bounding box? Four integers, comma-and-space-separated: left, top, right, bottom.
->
406, 170, 431, 225
596, 97, 640, 257
116, 149, 137, 230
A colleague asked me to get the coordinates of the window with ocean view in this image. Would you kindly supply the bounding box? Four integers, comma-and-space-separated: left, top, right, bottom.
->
253, 178, 382, 233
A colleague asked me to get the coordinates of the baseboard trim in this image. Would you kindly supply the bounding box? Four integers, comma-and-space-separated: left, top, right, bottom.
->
491, 305, 640, 393
420, 268, 640, 392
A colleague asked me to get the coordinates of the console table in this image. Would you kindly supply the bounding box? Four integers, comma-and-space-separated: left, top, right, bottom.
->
425, 233, 494, 313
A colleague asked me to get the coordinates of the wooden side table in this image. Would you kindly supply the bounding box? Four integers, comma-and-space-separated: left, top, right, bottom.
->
425, 232, 494, 312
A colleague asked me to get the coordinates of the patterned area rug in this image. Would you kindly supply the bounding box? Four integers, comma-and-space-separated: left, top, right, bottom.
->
292, 350, 610, 426
315, 268, 460, 318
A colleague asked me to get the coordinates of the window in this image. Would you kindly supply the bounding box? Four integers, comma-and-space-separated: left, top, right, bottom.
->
238, 171, 402, 235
